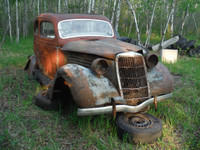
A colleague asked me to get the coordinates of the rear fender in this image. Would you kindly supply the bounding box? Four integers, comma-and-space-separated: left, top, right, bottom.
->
24, 55, 37, 76
47, 64, 120, 108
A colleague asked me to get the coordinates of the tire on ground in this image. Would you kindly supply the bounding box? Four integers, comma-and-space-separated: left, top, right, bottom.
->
189, 47, 200, 57
34, 91, 59, 111
174, 35, 187, 49
183, 40, 196, 50
115, 113, 162, 144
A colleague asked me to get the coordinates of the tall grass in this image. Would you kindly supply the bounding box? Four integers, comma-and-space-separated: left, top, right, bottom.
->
0, 37, 199, 149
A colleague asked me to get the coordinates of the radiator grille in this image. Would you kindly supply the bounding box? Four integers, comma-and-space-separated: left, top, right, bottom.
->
117, 54, 149, 100
67, 52, 97, 68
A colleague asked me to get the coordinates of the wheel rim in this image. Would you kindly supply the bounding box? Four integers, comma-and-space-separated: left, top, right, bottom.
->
124, 114, 153, 128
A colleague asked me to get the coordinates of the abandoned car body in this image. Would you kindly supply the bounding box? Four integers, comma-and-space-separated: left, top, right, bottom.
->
25, 13, 174, 143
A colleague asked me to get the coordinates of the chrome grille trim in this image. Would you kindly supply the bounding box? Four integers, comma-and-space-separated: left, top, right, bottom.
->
115, 52, 150, 100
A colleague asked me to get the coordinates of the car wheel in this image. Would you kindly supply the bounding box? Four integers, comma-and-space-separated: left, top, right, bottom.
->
115, 113, 162, 144
34, 90, 59, 111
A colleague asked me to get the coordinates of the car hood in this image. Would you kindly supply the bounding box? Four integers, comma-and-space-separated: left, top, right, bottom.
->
61, 38, 142, 59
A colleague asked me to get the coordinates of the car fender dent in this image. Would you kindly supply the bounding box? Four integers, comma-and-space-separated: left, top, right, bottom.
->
49, 64, 120, 108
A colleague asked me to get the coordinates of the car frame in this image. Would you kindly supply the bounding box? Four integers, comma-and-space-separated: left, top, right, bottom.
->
25, 13, 174, 143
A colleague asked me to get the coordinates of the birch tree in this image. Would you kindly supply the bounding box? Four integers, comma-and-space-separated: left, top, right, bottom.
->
88, 0, 92, 13
83, 0, 87, 13
180, 3, 190, 35
111, 0, 117, 25
115, 0, 122, 31
91, 0, 95, 13
102, 0, 105, 15
64, 0, 68, 13
192, 14, 199, 39
6, 0, 12, 43
126, 0, 141, 45
170, 0, 176, 37
16, 0, 19, 43
58, 0, 61, 13
145, 0, 157, 47
23, 0, 28, 37
37, 0, 40, 15
160, 9, 173, 49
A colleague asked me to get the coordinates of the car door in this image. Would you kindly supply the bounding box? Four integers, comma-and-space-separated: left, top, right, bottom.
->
35, 19, 58, 78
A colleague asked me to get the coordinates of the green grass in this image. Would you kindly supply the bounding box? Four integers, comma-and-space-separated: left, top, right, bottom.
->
0, 37, 200, 149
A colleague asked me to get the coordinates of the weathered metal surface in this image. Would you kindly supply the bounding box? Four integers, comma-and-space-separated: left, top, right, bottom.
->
77, 93, 172, 116
61, 38, 142, 59
147, 62, 174, 96
47, 64, 122, 108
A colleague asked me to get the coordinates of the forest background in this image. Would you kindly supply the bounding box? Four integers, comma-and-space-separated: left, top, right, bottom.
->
1, 0, 200, 45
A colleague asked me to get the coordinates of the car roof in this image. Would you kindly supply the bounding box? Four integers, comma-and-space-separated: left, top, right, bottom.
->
37, 13, 111, 23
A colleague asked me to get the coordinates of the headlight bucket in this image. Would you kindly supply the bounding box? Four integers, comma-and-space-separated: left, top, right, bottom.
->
145, 54, 158, 68
91, 58, 109, 75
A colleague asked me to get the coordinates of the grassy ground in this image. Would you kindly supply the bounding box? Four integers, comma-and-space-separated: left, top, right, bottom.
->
0, 37, 199, 150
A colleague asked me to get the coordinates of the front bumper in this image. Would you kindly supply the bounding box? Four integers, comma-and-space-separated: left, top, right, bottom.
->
77, 93, 172, 116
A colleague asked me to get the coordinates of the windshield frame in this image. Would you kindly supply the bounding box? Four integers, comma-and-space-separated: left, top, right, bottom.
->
58, 19, 114, 39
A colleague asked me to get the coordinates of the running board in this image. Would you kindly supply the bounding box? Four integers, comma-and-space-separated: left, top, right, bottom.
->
33, 69, 52, 85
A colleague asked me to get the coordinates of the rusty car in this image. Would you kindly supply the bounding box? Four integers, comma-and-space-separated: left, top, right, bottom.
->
25, 13, 174, 143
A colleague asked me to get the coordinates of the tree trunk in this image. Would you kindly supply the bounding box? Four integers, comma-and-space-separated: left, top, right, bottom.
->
160, 9, 173, 50
44, 0, 46, 12
37, 0, 40, 15
6, 0, 12, 43
126, 0, 141, 45
111, 0, 117, 25
88, 0, 92, 13
64, 0, 68, 13
115, 0, 122, 31
145, 0, 157, 47
33, 0, 36, 17
58, 0, 61, 13
102, 0, 105, 15
16, 0, 19, 43
83, 0, 87, 13
0, 25, 8, 50
91, 0, 95, 14
23, 0, 28, 37
192, 14, 199, 40
107, 0, 112, 19
128, 19, 134, 37
180, 3, 190, 35
170, 0, 176, 37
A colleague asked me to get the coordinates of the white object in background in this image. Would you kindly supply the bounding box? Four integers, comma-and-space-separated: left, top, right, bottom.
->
161, 49, 178, 63
152, 36, 179, 51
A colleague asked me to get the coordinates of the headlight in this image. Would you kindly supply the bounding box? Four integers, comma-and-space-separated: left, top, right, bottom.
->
91, 58, 109, 75
145, 54, 158, 68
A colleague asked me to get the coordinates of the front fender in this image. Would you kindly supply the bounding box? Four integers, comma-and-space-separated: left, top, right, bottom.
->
48, 64, 120, 108
147, 62, 174, 96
